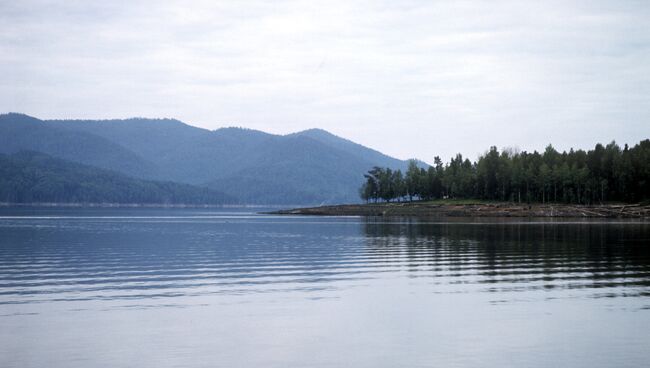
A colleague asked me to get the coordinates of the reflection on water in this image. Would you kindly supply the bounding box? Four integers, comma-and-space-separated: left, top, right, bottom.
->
0, 208, 649, 368
364, 219, 650, 300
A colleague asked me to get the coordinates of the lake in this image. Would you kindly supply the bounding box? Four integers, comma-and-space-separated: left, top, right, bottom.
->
1, 207, 649, 367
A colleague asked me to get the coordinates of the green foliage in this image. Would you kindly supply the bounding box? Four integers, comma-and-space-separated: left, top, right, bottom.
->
361, 140, 650, 204
360, 166, 409, 203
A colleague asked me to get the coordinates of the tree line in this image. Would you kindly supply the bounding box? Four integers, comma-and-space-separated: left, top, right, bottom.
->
360, 139, 650, 204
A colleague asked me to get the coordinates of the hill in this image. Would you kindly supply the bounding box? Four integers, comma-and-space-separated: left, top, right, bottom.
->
1, 113, 420, 205
0, 151, 233, 205
0, 113, 160, 179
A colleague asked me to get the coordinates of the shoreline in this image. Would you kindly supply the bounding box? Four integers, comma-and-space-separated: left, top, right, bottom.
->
271, 202, 650, 219
0, 202, 287, 209
2, 201, 649, 218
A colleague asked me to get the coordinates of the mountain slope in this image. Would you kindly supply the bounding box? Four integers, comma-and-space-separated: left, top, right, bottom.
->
48, 118, 276, 184
5, 113, 421, 205
207, 135, 376, 204
0, 151, 233, 205
290, 128, 409, 171
0, 113, 159, 179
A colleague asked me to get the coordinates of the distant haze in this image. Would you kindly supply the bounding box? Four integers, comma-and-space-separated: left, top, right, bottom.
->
1, 1, 649, 161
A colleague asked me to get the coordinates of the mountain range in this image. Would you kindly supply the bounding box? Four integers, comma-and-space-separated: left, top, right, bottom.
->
0, 151, 234, 205
0, 113, 420, 205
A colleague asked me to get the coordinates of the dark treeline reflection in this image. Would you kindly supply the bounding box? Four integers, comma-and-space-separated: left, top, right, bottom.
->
363, 219, 650, 296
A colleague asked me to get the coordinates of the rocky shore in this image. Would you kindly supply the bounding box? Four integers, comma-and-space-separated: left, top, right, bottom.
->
272, 202, 650, 218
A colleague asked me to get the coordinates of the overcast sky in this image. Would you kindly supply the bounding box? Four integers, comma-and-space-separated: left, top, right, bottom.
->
1, 0, 649, 161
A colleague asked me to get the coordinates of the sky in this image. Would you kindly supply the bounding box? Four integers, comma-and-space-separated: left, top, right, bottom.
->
1, 0, 649, 162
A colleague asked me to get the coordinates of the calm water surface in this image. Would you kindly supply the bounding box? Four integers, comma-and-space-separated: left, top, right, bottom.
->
1, 207, 649, 367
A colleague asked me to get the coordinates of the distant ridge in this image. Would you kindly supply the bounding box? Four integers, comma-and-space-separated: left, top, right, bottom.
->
0, 113, 160, 178
0, 113, 422, 205
0, 151, 234, 205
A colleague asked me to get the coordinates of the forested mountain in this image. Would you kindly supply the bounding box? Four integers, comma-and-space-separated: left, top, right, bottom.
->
48, 118, 268, 183
289, 128, 408, 169
48, 117, 414, 188
1, 113, 413, 204
206, 135, 385, 204
0, 151, 233, 205
0, 113, 160, 178
362, 140, 650, 204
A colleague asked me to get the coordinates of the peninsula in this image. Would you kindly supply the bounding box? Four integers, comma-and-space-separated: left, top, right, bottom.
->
273, 201, 650, 218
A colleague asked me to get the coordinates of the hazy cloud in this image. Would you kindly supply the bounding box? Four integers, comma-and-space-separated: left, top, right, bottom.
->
2, 0, 649, 160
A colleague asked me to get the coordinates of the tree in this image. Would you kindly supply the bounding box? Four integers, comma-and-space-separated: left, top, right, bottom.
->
405, 160, 421, 201
359, 139, 650, 204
